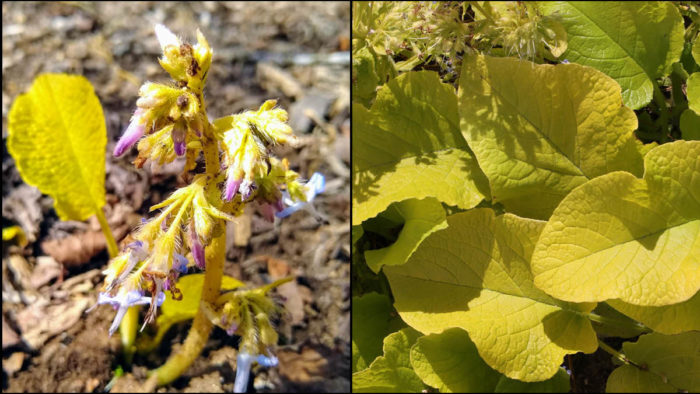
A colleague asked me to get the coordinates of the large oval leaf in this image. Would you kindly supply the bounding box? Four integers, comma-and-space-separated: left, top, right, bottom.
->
606, 332, 700, 393
8, 73, 107, 221
533, 140, 700, 306
353, 71, 490, 225
385, 208, 597, 381
458, 55, 644, 219
410, 328, 570, 393
539, 1, 684, 109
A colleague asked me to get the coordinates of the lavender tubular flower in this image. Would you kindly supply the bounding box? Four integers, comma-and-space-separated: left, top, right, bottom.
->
114, 109, 146, 157
91, 290, 164, 337
276, 172, 325, 218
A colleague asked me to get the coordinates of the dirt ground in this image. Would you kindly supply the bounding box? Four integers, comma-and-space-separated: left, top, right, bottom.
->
2, 2, 349, 392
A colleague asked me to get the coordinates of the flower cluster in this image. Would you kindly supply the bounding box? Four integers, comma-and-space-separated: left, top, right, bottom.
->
93, 24, 326, 389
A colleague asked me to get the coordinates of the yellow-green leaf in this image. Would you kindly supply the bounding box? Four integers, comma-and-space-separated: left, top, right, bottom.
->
8, 74, 107, 221
458, 55, 644, 219
364, 198, 447, 273
385, 209, 597, 381
606, 332, 700, 393
680, 109, 700, 140
410, 328, 501, 393
533, 140, 700, 306
688, 72, 700, 115
607, 291, 700, 335
353, 71, 490, 225
539, 2, 685, 109
409, 327, 571, 393
353, 328, 425, 393
352, 292, 405, 373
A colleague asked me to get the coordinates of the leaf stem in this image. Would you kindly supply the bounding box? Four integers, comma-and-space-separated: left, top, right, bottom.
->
586, 312, 651, 336
95, 206, 118, 258
597, 338, 630, 365
652, 81, 670, 142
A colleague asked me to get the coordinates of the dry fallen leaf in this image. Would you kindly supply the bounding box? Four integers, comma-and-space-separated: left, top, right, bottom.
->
41, 223, 130, 267
16, 297, 90, 349
2, 317, 22, 349
29, 256, 62, 288
266, 256, 307, 326
277, 346, 328, 383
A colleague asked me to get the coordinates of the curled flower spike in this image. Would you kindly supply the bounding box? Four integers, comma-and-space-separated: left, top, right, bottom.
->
114, 109, 146, 157
233, 351, 279, 393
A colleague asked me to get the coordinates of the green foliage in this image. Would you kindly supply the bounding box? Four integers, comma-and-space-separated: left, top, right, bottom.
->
353, 2, 700, 392
606, 332, 700, 393
353, 328, 426, 393
539, 1, 684, 109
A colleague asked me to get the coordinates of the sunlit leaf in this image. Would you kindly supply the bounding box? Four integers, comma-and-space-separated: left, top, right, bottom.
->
8, 73, 107, 221
385, 208, 597, 381
458, 55, 644, 219
353, 71, 490, 225
532, 141, 700, 306
539, 1, 684, 109
353, 328, 425, 393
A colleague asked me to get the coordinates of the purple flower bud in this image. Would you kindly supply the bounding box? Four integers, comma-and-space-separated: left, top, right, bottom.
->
224, 171, 242, 202
225, 321, 238, 336
172, 122, 187, 156
274, 199, 285, 213
114, 109, 146, 157
191, 233, 206, 269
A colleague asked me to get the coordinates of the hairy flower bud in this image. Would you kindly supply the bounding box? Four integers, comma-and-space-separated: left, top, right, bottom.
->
114, 109, 146, 157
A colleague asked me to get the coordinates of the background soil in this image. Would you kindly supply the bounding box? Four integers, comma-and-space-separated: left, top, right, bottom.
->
2, 2, 350, 392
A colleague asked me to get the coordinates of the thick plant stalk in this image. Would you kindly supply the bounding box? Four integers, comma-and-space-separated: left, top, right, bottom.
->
146, 229, 225, 387
145, 121, 224, 388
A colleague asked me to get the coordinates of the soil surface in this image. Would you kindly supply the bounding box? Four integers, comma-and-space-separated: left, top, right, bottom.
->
2, 2, 349, 392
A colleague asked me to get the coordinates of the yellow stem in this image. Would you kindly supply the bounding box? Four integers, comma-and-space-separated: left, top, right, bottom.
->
146, 116, 225, 387
95, 206, 118, 258
148, 222, 225, 386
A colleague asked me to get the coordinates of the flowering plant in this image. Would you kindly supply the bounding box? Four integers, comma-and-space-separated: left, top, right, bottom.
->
91, 24, 324, 391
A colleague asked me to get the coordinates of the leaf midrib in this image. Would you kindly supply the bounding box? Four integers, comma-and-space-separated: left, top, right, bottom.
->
541, 217, 698, 270
471, 60, 587, 179
43, 77, 101, 214
389, 268, 579, 314
567, 2, 655, 84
